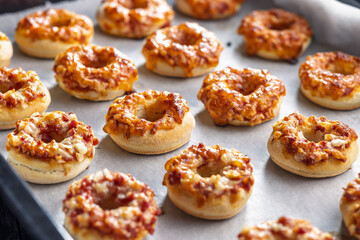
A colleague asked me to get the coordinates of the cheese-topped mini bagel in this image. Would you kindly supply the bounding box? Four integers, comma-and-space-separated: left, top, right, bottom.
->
268, 112, 358, 178
6, 111, 99, 184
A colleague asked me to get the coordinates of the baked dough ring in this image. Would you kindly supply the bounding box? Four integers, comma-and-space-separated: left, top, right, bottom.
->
6, 111, 99, 184
176, 0, 245, 20
198, 67, 286, 126
103, 90, 195, 154
15, 9, 93, 58
0, 32, 13, 67
97, 0, 174, 38
63, 169, 160, 240
238, 9, 312, 61
268, 112, 359, 178
163, 143, 254, 220
299, 52, 360, 110
238, 216, 334, 240
53, 44, 138, 101
142, 22, 223, 77
340, 174, 360, 239
0, 67, 51, 130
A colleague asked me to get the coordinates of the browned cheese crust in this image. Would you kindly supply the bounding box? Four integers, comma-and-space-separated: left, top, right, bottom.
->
63, 169, 160, 240
16, 8, 93, 43
163, 143, 254, 219
340, 174, 360, 239
53, 44, 138, 100
0, 67, 51, 129
268, 112, 358, 177
198, 67, 286, 126
299, 52, 360, 100
238, 216, 334, 240
103, 90, 195, 154
142, 22, 223, 77
238, 9, 312, 61
97, 0, 174, 38
6, 111, 99, 172
177, 0, 246, 20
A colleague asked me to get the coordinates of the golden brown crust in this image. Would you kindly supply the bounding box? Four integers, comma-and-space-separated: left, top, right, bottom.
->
163, 143, 254, 219
0, 67, 51, 129
176, 0, 245, 20
53, 44, 138, 101
103, 90, 195, 154
198, 67, 286, 126
238, 216, 334, 240
6, 111, 99, 164
299, 52, 360, 101
97, 0, 174, 38
238, 9, 312, 61
142, 22, 223, 77
341, 174, 360, 239
16, 9, 93, 43
63, 169, 160, 240
268, 112, 359, 178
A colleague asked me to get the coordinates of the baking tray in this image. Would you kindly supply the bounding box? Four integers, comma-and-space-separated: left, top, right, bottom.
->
0, 0, 358, 239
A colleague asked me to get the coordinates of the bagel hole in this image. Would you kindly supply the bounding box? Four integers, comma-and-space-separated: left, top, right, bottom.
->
172, 30, 200, 46
136, 101, 167, 122
0, 81, 24, 93
39, 130, 66, 143
327, 62, 355, 76
123, 0, 148, 9
80, 54, 114, 69
302, 130, 324, 143
50, 18, 71, 28
234, 81, 261, 95
268, 21, 293, 31
98, 196, 121, 210
197, 161, 226, 178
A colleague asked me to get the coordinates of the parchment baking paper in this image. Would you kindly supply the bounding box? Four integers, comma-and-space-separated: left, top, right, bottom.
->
0, 0, 358, 239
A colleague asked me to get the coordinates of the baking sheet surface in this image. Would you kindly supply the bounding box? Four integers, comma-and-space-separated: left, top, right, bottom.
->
0, 0, 357, 239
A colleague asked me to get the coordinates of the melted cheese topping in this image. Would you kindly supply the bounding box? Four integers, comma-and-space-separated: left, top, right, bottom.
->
184, 0, 245, 19
98, 0, 174, 38
142, 22, 223, 77
104, 90, 190, 138
198, 67, 286, 126
6, 111, 98, 162
53, 44, 138, 94
299, 52, 360, 99
271, 112, 358, 165
342, 174, 360, 238
63, 169, 160, 239
238, 217, 333, 240
163, 143, 254, 207
238, 9, 312, 60
16, 9, 93, 43
0, 67, 48, 108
